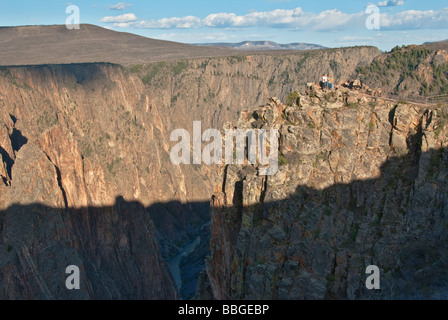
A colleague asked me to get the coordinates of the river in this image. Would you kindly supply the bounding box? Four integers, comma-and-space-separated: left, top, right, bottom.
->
167, 235, 202, 296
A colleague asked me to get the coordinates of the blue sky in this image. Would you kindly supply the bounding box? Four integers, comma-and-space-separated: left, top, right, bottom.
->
1, 0, 447, 50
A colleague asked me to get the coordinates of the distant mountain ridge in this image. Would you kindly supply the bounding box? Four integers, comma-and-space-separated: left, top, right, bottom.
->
193, 40, 326, 51
424, 39, 448, 45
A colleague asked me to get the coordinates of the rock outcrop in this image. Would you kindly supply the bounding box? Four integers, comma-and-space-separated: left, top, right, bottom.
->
203, 86, 448, 299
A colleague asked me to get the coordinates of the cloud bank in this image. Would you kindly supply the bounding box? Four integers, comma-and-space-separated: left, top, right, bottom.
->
100, 13, 137, 23
100, 6, 448, 31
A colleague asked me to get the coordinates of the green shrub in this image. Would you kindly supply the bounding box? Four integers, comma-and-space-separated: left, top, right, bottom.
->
434, 119, 446, 137
171, 93, 180, 105
142, 65, 162, 84
173, 61, 188, 75
130, 64, 143, 73
368, 100, 378, 108
228, 56, 247, 64
37, 110, 58, 128
347, 102, 360, 108
278, 154, 288, 166
286, 91, 300, 105
315, 152, 329, 163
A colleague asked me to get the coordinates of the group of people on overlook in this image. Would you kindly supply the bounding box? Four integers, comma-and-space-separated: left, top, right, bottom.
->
321, 74, 334, 90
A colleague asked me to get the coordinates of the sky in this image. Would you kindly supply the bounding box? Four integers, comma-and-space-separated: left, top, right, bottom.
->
1, 0, 447, 51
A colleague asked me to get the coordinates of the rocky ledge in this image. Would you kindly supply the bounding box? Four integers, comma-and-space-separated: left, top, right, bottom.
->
201, 84, 448, 300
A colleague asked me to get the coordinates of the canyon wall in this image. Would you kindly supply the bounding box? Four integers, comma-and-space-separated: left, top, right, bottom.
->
0, 46, 381, 299
202, 86, 448, 299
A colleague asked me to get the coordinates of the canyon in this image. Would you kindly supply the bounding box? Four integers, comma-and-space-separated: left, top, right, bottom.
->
0, 25, 446, 299
201, 87, 448, 299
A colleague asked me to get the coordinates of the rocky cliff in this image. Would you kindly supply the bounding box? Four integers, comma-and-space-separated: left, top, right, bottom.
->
203, 85, 448, 299
0, 46, 381, 299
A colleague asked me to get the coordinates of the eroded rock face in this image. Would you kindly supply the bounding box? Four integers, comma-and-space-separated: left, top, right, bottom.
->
0, 201, 179, 300
7, 143, 66, 208
38, 127, 89, 208
0, 142, 178, 299
0, 64, 190, 299
0, 47, 380, 299
204, 88, 448, 300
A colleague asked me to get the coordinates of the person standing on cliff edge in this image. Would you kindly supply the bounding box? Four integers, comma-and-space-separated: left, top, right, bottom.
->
322, 74, 328, 89
328, 75, 334, 90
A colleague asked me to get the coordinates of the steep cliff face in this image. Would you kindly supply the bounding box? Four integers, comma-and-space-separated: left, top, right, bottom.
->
0, 46, 381, 299
0, 64, 190, 299
204, 86, 448, 299
0, 143, 177, 299
0, 64, 212, 255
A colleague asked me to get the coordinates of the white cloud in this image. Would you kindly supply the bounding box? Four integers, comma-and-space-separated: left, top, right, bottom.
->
381, 8, 448, 30
101, 6, 448, 32
100, 13, 138, 23
378, 0, 404, 7
133, 16, 201, 29
125, 8, 364, 32
110, 2, 132, 10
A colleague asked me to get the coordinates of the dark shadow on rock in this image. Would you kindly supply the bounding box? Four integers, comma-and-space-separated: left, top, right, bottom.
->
9, 114, 17, 125
206, 146, 448, 300
0, 197, 179, 300
0, 145, 14, 180
11, 63, 119, 85
0, 147, 447, 300
10, 128, 28, 153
